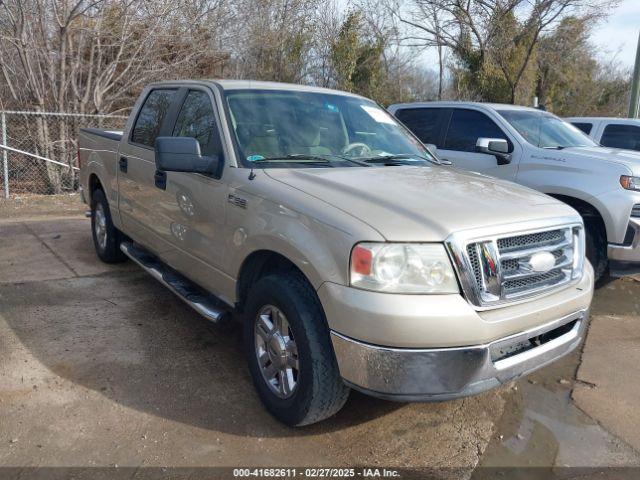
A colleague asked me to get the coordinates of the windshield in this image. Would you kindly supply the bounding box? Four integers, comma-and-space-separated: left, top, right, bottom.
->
224, 89, 433, 167
498, 110, 597, 149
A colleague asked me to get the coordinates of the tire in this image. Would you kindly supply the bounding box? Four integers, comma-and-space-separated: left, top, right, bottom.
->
244, 273, 349, 426
584, 218, 607, 283
91, 188, 127, 263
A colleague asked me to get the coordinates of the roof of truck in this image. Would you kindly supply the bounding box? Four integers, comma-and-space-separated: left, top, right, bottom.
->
565, 116, 640, 123
388, 101, 542, 112
147, 79, 367, 99
212, 79, 365, 98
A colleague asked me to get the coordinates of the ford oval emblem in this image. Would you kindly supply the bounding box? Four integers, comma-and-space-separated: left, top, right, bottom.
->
528, 251, 556, 273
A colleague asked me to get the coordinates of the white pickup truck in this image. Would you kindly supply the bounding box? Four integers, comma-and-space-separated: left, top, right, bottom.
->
566, 117, 640, 153
389, 102, 640, 280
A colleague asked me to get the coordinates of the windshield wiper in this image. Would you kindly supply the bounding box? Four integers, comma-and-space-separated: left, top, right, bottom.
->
249, 154, 370, 167
357, 154, 432, 164
250, 154, 332, 163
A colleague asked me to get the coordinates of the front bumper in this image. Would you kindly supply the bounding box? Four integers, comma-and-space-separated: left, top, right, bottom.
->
331, 309, 588, 401
608, 218, 640, 263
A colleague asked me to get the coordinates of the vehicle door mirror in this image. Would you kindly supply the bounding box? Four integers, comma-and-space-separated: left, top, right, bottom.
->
475, 138, 511, 165
154, 136, 220, 175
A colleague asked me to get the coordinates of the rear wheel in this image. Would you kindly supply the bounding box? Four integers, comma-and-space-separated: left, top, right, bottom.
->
91, 188, 127, 263
244, 273, 349, 426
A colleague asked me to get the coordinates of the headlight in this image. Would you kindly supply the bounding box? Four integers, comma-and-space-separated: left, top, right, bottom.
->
620, 175, 640, 191
350, 243, 459, 293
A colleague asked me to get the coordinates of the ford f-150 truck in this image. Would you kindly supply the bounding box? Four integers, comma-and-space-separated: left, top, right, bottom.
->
79, 81, 593, 426
389, 102, 640, 281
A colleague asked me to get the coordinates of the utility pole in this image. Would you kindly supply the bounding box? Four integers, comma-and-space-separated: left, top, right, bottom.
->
630, 32, 640, 118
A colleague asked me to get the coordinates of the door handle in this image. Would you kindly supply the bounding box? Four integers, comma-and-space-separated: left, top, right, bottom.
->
119, 156, 128, 173
154, 169, 167, 190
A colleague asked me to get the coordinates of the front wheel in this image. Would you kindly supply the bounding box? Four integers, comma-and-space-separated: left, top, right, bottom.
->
584, 219, 607, 283
244, 273, 349, 426
91, 188, 127, 263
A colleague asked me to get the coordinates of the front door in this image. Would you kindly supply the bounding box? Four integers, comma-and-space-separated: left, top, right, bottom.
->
154, 87, 230, 298
437, 108, 518, 181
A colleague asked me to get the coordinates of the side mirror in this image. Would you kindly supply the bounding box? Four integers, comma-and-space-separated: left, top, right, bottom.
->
424, 143, 452, 165
154, 137, 220, 175
476, 138, 511, 165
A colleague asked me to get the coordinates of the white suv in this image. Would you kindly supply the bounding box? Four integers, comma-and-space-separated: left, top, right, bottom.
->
389, 102, 640, 280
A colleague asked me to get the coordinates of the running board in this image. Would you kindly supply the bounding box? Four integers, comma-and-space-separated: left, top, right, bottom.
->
120, 242, 232, 324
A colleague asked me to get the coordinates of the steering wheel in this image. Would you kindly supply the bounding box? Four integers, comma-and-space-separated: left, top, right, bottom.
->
341, 142, 372, 157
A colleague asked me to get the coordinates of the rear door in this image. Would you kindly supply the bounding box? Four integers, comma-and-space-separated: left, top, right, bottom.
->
569, 121, 594, 137
438, 108, 518, 180
153, 87, 230, 297
393, 107, 449, 148
117, 87, 179, 252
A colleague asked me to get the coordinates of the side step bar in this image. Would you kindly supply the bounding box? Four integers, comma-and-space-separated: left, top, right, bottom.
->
120, 242, 232, 324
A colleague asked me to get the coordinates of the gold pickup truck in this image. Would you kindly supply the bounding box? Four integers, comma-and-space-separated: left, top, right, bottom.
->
79, 80, 594, 426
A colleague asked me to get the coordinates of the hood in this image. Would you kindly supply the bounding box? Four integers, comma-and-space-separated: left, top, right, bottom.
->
264, 166, 578, 241
560, 146, 640, 174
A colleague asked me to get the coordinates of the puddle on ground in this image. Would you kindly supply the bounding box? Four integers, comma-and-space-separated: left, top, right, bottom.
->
476, 278, 640, 472
476, 334, 640, 472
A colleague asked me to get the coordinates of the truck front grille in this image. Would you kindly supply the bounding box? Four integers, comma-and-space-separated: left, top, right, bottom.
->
448, 222, 585, 309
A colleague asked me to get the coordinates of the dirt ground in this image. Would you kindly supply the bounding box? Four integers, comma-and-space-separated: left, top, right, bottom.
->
0, 194, 86, 220
1, 198, 640, 476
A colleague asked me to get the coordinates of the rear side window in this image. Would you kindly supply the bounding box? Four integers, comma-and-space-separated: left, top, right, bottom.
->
601, 124, 640, 151
394, 108, 446, 147
571, 122, 593, 135
130, 89, 176, 147
172, 90, 221, 155
444, 109, 509, 152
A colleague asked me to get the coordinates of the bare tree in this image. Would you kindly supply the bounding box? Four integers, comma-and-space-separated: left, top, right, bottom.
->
385, 0, 618, 103
0, 0, 234, 191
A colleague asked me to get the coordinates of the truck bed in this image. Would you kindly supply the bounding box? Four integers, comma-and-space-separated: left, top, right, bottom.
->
80, 128, 123, 142
78, 128, 124, 202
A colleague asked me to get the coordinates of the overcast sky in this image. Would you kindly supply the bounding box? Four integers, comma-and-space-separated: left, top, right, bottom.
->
590, 0, 640, 68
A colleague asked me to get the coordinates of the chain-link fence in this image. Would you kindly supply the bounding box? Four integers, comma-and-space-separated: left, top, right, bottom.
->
0, 111, 128, 198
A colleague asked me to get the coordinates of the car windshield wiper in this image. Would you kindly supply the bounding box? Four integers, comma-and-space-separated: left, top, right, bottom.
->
357, 154, 433, 164
542, 145, 567, 150
250, 155, 332, 163
249, 154, 370, 167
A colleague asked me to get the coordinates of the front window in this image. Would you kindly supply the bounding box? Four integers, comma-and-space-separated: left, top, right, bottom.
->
498, 110, 597, 149
224, 89, 434, 168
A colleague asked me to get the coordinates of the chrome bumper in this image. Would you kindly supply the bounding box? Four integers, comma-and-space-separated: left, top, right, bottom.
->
331, 309, 588, 401
609, 218, 640, 263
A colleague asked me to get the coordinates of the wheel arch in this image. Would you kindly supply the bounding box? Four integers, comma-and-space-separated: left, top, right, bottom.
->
88, 173, 103, 203
235, 249, 316, 312
546, 193, 609, 240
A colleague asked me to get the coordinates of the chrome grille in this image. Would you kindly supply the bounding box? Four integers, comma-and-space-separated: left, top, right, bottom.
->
466, 244, 483, 285
503, 269, 565, 294
447, 221, 585, 309
497, 230, 565, 252
632, 204, 640, 218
